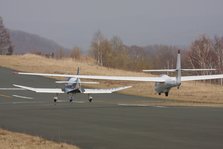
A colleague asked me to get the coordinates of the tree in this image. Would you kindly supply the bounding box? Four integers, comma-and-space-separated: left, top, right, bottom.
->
188, 35, 216, 75
109, 36, 126, 68
57, 48, 65, 59
127, 45, 150, 71
0, 16, 14, 55
213, 36, 223, 73
90, 31, 110, 66
70, 47, 81, 60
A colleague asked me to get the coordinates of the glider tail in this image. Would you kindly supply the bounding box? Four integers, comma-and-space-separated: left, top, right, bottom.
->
76, 67, 80, 75
176, 49, 181, 85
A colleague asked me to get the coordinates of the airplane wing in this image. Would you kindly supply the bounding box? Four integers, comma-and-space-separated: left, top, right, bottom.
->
181, 74, 223, 81
13, 84, 64, 93
16, 72, 166, 82
16, 72, 223, 82
13, 84, 132, 94
82, 86, 132, 94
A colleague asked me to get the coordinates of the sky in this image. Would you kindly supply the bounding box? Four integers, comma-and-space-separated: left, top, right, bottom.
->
0, 0, 223, 50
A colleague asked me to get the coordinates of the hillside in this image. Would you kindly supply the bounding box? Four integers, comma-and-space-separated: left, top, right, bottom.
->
9, 30, 66, 54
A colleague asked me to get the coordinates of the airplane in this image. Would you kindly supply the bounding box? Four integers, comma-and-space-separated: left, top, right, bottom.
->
1, 68, 132, 102
15, 50, 223, 97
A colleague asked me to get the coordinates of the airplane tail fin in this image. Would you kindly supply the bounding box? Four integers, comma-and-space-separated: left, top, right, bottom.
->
175, 50, 215, 84
67, 67, 80, 81
76, 67, 80, 75
176, 49, 181, 85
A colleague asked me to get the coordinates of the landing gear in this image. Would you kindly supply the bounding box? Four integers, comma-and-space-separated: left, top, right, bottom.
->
158, 93, 161, 95
165, 92, 169, 97
88, 94, 93, 102
53, 93, 59, 102
177, 83, 181, 89
53, 96, 58, 102
69, 95, 74, 103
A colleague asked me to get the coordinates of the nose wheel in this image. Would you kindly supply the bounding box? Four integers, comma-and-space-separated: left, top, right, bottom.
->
69, 95, 74, 103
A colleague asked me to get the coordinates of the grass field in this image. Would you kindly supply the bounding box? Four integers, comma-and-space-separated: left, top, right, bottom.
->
1, 54, 223, 106
0, 129, 79, 149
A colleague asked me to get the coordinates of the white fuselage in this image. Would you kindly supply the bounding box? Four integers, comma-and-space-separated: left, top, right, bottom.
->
63, 78, 81, 94
154, 75, 180, 94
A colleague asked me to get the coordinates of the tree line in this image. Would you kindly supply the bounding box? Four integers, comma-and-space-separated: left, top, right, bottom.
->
89, 31, 223, 73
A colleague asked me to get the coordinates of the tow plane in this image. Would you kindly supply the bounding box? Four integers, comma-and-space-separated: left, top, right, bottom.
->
3, 68, 131, 102
16, 50, 223, 96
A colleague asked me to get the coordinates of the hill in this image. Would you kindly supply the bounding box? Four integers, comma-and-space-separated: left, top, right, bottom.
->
9, 30, 66, 54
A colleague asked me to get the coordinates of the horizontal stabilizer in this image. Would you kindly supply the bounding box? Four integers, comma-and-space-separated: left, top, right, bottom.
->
143, 68, 216, 72
55, 81, 99, 84
143, 69, 176, 72
181, 69, 216, 71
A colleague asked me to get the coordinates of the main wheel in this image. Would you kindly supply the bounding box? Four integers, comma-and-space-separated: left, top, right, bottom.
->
88, 96, 93, 102
53, 96, 58, 102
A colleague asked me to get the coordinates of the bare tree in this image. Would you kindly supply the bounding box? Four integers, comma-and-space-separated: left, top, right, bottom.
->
70, 47, 81, 60
56, 48, 65, 59
109, 36, 126, 68
188, 35, 216, 75
213, 36, 223, 73
0, 16, 14, 55
90, 31, 106, 66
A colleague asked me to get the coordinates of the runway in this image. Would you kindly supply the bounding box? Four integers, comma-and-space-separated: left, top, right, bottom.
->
0, 67, 223, 149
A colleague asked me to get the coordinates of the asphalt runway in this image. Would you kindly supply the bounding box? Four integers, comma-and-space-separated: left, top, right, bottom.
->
0, 67, 223, 149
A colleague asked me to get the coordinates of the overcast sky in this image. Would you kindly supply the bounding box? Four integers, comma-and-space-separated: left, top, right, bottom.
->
1, 0, 223, 50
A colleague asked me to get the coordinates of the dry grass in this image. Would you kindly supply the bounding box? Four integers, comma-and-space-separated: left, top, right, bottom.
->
0, 129, 79, 149
1, 54, 223, 106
